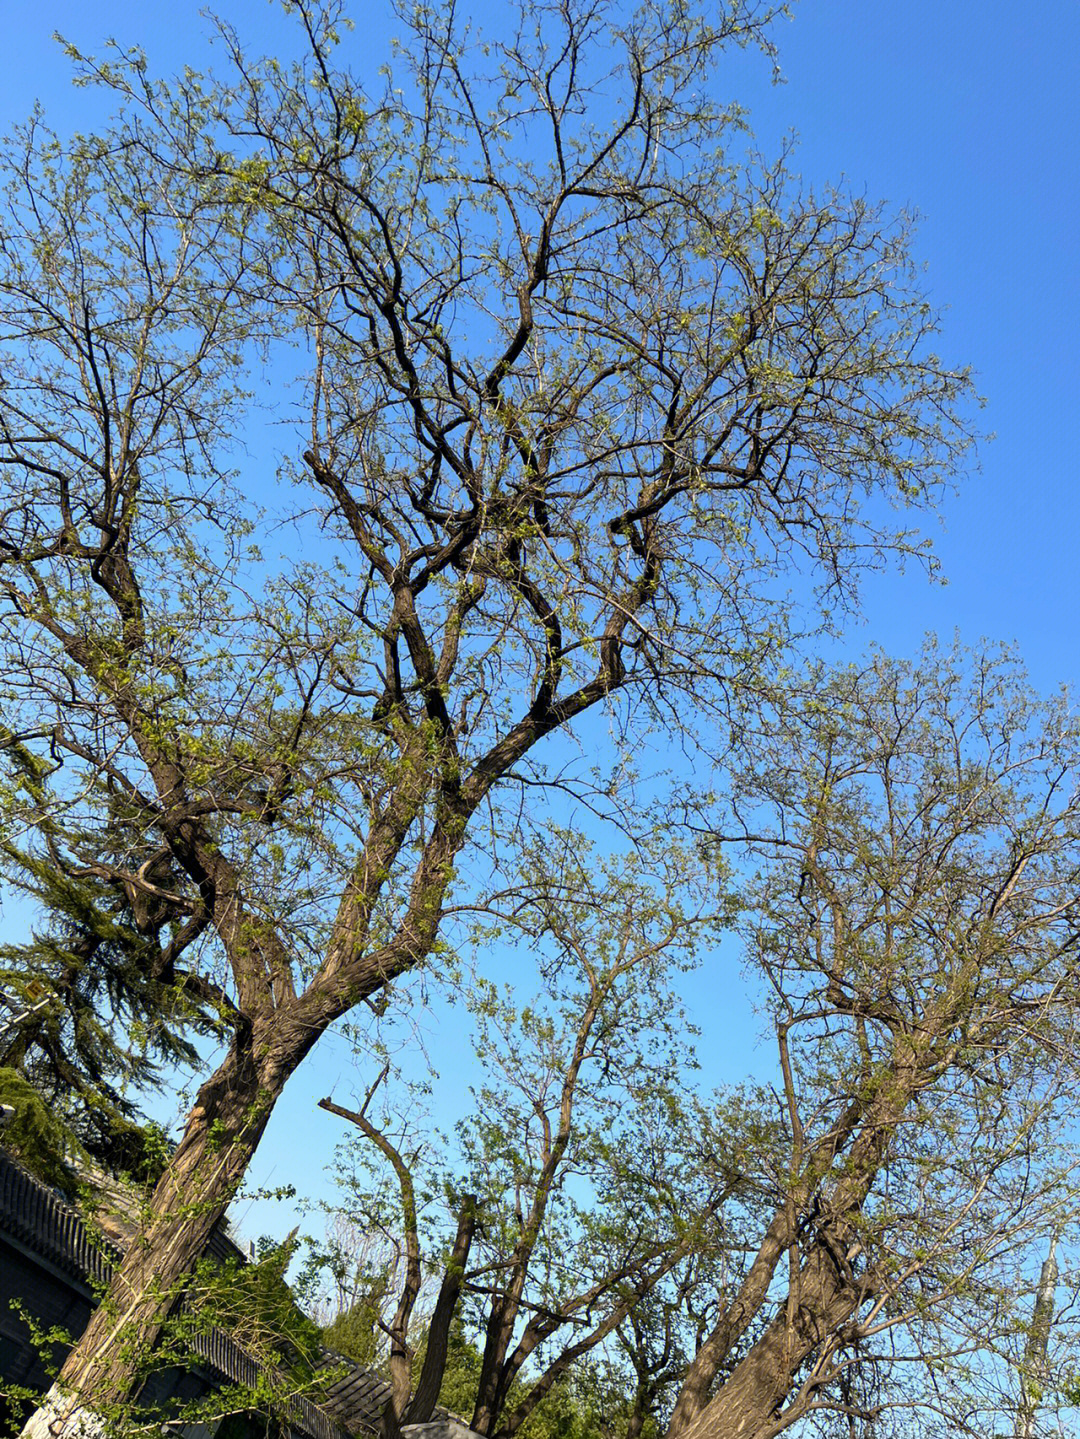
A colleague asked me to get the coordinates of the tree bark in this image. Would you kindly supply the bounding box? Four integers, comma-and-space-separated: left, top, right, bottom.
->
20, 1012, 319, 1436
670, 1241, 868, 1439
404, 1196, 477, 1424
665, 1048, 931, 1439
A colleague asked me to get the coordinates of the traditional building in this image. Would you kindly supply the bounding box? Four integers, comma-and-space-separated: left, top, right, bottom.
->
0, 1146, 391, 1439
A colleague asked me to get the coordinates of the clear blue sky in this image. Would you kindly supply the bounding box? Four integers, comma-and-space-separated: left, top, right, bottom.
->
1, 0, 1078, 1243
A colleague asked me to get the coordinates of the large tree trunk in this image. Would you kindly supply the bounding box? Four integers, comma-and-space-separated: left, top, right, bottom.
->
669, 1243, 868, 1439
19, 1016, 312, 1439
665, 1058, 927, 1439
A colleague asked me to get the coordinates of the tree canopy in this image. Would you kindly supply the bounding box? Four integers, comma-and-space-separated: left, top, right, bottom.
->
307, 645, 1080, 1439
0, 2, 1002, 1438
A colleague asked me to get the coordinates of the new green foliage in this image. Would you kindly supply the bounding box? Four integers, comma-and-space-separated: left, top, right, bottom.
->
0, 1, 980, 1434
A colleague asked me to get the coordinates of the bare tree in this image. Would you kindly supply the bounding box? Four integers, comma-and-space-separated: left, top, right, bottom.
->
0, 1, 971, 1432
308, 1211, 405, 1340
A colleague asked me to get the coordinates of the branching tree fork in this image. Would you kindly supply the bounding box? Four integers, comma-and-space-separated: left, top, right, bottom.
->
0, 1, 971, 1433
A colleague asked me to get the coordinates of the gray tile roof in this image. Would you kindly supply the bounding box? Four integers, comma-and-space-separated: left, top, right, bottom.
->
0, 1144, 117, 1287
321, 1348, 397, 1434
